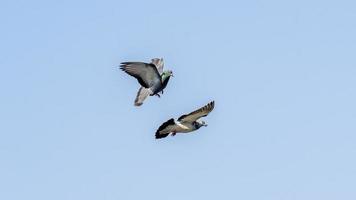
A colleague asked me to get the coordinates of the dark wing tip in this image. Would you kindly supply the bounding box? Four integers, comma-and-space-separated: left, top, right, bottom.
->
119, 62, 135, 70
119, 64, 128, 71
155, 118, 175, 139
209, 101, 215, 110
204, 101, 215, 111
155, 132, 169, 139
205, 101, 215, 114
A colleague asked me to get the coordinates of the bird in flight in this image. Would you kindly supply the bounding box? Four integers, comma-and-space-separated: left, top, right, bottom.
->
155, 101, 215, 139
120, 58, 173, 106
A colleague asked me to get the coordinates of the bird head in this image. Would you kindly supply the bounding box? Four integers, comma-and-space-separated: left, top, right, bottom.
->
197, 120, 208, 127
162, 70, 174, 78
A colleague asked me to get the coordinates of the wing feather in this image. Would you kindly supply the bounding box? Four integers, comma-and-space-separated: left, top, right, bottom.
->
120, 62, 161, 88
151, 58, 164, 74
178, 101, 215, 123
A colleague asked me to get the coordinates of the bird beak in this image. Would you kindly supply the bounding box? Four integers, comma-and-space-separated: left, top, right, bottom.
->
171, 74, 174, 77
204, 124, 208, 127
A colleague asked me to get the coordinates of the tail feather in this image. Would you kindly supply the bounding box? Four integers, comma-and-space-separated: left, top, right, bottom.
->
134, 87, 152, 106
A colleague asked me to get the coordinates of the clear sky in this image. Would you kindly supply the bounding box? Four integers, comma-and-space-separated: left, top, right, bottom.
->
1, 0, 355, 199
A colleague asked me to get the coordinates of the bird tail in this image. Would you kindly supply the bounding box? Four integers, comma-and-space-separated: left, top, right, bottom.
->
134, 87, 152, 106
155, 118, 175, 139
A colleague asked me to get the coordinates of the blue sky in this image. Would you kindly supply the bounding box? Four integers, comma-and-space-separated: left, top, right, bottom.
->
1, 0, 355, 199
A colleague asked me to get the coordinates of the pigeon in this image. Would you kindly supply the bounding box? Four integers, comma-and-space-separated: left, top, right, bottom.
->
155, 101, 215, 139
120, 58, 173, 106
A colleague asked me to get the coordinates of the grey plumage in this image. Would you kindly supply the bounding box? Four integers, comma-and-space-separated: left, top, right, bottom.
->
120, 58, 173, 106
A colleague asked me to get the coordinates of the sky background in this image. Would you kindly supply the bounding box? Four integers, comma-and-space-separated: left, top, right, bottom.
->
1, 0, 356, 199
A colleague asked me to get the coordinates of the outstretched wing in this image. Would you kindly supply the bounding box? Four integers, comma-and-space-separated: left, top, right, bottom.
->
134, 87, 152, 106
151, 58, 164, 74
155, 118, 176, 139
120, 62, 161, 88
178, 101, 215, 123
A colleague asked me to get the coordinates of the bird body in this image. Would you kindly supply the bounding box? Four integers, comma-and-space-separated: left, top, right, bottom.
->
120, 58, 173, 106
155, 101, 215, 139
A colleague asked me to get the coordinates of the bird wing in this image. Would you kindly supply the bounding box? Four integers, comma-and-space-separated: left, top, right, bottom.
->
134, 87, 152, 106
120, 62, 161, 88
151, 58, 164, 74
178, 101, 215, 123
155, 118, 176, 139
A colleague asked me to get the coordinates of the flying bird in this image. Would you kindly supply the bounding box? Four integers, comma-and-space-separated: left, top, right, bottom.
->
120, 58, 173, 106
155, 101, 215, 139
